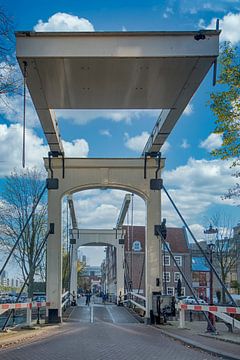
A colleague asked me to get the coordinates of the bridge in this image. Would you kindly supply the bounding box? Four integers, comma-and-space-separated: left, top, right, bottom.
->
4, 28, 239, 359
15, 29, 220, 325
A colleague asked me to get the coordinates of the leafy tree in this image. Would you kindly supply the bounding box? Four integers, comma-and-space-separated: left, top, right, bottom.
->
62, 250, 85, 291
0, 168, 47, 298
210, 42, 240, 200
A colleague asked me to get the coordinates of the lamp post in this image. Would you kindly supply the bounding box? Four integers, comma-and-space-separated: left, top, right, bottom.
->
204, 224, 218, 333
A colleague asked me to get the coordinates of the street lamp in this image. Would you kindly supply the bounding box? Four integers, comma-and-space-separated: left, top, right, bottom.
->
204, 224, 218, 333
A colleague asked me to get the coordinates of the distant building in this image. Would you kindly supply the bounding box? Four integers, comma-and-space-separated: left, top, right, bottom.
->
103, 226, 191, 297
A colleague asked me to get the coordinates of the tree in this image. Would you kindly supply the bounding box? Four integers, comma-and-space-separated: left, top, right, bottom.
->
62, 250, 85, 291
0, 168, 47, 298
209, 42, 240, 201
0, 8, 21, 100
209, 214, 240, 302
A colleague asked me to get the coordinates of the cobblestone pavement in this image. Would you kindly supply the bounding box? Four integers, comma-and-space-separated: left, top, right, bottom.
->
0, 305, 221, 360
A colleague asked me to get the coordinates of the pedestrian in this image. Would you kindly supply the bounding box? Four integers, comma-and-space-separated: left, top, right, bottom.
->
85, 290, 91, 306
71, 290, 77, 306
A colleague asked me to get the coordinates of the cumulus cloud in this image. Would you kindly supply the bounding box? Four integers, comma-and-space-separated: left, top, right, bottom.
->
124, 131, 171, 155
34, 12, 95, 32
57, 109, 160, 125
0, 124, 89, 177
199, 12, 240, 44
183, 103, 194, 116
199, 133, 223, 151
124, 131, 150, 152
0, 93, 38, 128
99, 129, 112, 137
72, 189, 145, 229
162, 157, 237, 222
163, 7, 174, 18
181, 139, 190, 149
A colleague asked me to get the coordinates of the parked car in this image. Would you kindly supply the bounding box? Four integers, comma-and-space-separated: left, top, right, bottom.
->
182, 296, 207, 305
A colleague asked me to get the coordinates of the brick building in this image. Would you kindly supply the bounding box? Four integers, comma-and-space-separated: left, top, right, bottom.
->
103, 226, 191, 297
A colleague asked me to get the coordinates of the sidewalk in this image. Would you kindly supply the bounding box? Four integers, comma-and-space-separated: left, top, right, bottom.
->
156, 320, 240, 360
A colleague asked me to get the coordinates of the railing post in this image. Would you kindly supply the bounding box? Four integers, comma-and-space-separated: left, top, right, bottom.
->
37, 306, 40, 325
179, 305, 185, 329
26, 299, 32, 327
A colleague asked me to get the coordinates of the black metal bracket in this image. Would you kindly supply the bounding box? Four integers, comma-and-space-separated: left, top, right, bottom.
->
48, 150, 65, 179
144, 151, 161, 179
46, 178, 59, 190
49, 223, 55, 234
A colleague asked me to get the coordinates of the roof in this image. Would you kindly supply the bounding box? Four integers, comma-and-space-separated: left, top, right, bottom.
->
166, 227, 189, 253
192, 257, 209, 272
123, 226, 189, 253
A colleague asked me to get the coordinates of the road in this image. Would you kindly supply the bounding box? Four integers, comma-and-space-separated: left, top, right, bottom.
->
0, 299, 222, 360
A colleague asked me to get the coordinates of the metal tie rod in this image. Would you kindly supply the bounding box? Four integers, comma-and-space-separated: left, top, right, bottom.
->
162, 184, 237, 307
155, 226, 216, 334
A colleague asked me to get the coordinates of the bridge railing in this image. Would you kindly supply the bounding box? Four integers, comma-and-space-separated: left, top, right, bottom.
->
62, 291, 71, 311
0, 300, 49, 330
126, 292, 146, 313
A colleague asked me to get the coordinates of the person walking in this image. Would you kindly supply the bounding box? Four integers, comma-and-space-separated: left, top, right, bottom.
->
85, 290, 91, 306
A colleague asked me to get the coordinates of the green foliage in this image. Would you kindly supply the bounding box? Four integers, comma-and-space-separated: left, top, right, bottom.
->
210, 42, 240, 199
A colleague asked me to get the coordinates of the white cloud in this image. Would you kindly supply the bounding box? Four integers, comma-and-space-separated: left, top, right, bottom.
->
163, 7, 174, 18
34, 12, 94, 32
199, 12, 240, 44
183, 103, 194, 116
161, 141, 171, 155
124, 131, 150, 152
0, 124, 89, 177
100, 129, 112, 137
57, 109, 160, 125
199, 133, 223, 151
124, 131, 170, 155
0, 92, 38, 128
181, 139, 190, 149
72, 189, 146, 229
62, 139, 89, 157
162, 157, 238, 225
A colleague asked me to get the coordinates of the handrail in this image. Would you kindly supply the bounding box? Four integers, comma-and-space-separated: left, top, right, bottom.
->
61, 290, 70, 309
129, 292, 146, 301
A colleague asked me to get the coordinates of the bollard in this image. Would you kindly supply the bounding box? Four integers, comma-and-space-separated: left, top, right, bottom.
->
37, 306, 40, 325
179, 306, 185, 328
12, 309, 16, 326
90, 305, 93, 323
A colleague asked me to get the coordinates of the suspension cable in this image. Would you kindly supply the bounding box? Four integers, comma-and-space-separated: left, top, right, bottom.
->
162, 184, 237, 307
0, 184, 47, 277
22, 61, 27, 168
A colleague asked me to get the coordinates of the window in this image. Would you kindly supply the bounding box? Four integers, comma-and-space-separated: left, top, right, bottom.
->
163, 255, 170, 266
174, 256, 182, 266
174, 272, 182, 282
163, 272, 170, 282
167, 287, 174, 296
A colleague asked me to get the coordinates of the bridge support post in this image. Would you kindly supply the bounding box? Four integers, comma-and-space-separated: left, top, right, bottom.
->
46, 191, 62, 323
116, 242, 124, 303
145, 189, 161, 322
70, 243, 78, 299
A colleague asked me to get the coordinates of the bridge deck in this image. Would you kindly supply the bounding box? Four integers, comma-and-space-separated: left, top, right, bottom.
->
0, 298, 220, 360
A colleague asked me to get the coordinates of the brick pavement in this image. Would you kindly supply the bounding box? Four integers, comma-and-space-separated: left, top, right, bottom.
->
0, 305, 221, 360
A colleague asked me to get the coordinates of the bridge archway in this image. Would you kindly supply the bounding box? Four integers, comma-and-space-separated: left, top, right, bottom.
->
45, 157, 163, 323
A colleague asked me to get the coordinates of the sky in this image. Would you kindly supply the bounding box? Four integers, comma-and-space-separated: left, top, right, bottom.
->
0, 0, 240, 268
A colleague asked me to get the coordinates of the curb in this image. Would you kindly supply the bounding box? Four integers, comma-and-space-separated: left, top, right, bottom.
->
154, 326, 240, 360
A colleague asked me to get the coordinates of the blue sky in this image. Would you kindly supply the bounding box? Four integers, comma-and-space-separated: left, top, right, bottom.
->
1, 0, 240, 267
